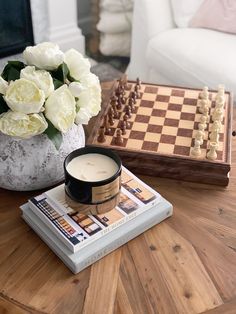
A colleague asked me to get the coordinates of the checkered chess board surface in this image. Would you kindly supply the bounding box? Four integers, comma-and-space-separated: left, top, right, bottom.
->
92, 82, 229, 162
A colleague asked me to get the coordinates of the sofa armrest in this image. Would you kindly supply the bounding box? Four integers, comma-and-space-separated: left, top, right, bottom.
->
127, 0, 175, 81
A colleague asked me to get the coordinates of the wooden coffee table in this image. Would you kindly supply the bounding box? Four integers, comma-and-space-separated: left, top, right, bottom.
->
0, 82, 236, 314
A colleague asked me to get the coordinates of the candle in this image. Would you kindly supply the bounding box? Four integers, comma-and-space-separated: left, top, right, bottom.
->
64, 146, 122, 207
66, 153, 119, 182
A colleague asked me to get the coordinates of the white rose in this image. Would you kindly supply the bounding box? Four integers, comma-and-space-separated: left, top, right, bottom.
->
75, 107, 91, 125
20, 66, 54, 98
0, 76, 8, 95
0, 110, 48, 139
75, 73, 101, 123
68, 82, 85, 97
23, 42, 64, 71
45, 85, 76, 133
64, 49, 91, 80
4, 78, 45, 114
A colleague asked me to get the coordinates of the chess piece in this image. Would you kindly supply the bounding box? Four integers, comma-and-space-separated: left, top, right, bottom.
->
211, 120, 222, 133
130, 91, 137, 104
128, 97, 135, 113
199, 115, 207, 130
200, 86, 209, 100
216, 84, 225, 102
136, 77, 141, 90
108, 107, 114, 125
199, 99, 209, 114
195, 129, 204, 145
209, 130, 219, 143
111, 101, 119, 119
115, 128, 123, 146
215, 95, 225, 110
120, 120, 126, 135
202, 105, 209, 121
134, 85, 141, 98
117, 96, 122, 110
103, 114, 112, 135
191, 139, 201, 157
123, 114, 131, 129
212, 108, 223, 122
207, 142, 218, 160
97, 126, 106, 143
125, 105, 132, 118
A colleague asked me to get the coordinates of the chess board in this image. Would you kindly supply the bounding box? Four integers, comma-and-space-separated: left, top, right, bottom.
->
87, 80, 233, 186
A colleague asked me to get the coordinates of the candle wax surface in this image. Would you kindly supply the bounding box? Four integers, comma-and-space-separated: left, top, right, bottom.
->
66, 153, 119, 182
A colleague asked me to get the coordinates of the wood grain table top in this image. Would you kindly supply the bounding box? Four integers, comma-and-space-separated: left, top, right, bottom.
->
0, 82, 236, 314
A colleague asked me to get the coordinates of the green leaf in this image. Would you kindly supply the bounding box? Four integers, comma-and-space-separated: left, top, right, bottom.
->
0, 95, 9, 114
51, 62, 69, 83
53, 78, 64, 90
44, 119, 63, 150
1, 61, 25, 81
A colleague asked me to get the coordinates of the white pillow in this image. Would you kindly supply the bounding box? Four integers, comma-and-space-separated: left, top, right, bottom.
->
97, 11, 132, 34
100, 0, 134, 13
170, 0, 204, 27
99, 32, 131, 57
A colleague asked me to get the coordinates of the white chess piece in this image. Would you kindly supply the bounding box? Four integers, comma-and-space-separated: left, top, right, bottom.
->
215, 84, 225, 102
191, 139, 201, 157
201, 86, 209, 100
211, 120, 222, 133
212, 108, 223, 122
202, 105, 209, 122
209, 130, 219, 143
199, 99, 209, 114
215, 95, 225, 110
195, 130, 204, 145
199, 115, 207, 130
207, 142, 218, 160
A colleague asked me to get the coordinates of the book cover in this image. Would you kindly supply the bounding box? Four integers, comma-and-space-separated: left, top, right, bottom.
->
28, 167, 162, 253
21, 197, 173, 274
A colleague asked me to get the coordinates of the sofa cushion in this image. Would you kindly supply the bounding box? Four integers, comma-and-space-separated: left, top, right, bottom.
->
146, 28, 236, 94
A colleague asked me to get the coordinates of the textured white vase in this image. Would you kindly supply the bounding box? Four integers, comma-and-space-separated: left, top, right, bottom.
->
0, 124, 85, 191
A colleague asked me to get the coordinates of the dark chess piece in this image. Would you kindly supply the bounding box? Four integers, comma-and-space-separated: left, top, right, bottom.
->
111, 98, 119, 119
97, 126, 106, 143
117, 96, 122, 110
120, 120, 126, 135
115, 128, 123, 146
130, 91, 137, 104
125, 105, 132, 118
108, 107, 114, 125
123, 114, 131, 129
136, 77, 141, 89
103, 114, 112, 135
134, 85, 141, 98
128, 97, 135, 113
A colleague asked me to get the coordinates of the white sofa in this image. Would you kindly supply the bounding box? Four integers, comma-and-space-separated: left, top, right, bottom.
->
127, 0, 236, 96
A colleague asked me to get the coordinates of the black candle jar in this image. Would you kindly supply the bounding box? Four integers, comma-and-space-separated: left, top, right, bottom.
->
64, 146, 122, 213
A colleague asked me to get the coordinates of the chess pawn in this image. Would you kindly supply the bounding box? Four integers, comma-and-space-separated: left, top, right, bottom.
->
209, 130, 219, 143
134, 85, 140, 98
191, 139, 201, 157
117, 96, 122, 110
202, 105, 209, 121
114, 128, 124, 146
195, 129, 204, 145
136, 77, 141, 89
199, 115, 207, 130
125, 105, 132, 118
211, 120, 222, 133
200, 86, 209, 100
207, 142, 218, 160
108, 107, 114, 125
212, 108, 223, 122
130, 91, 137, 104
128, 97, 135, 113
120, 120, 126, 135
103, 115, 112, 135
97, 126, 106, 143
123, 114, 131, 129
216, 84, 225, 101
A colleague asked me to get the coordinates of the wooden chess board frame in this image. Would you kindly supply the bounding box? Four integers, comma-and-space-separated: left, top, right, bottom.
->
87, 80, 233, 186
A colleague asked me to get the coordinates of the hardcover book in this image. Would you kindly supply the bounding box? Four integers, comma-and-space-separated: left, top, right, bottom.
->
21, 167, 173, 273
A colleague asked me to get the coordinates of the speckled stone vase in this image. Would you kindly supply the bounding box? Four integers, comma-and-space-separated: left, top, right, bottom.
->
0, 124, 85, 191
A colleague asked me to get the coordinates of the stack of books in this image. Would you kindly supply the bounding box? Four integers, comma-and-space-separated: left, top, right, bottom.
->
21, 167, 173, 274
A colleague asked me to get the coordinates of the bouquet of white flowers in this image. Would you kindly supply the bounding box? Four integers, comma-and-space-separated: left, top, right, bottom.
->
0, 42, 101, 148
